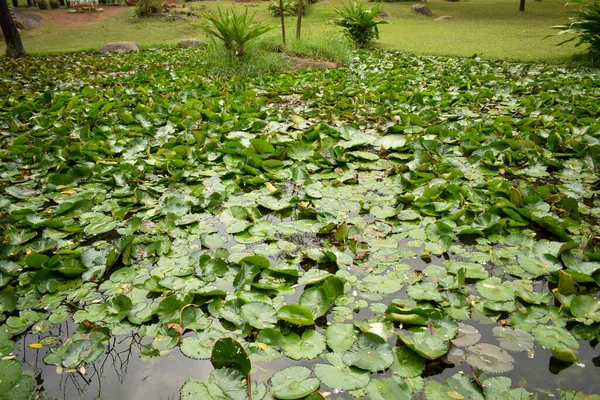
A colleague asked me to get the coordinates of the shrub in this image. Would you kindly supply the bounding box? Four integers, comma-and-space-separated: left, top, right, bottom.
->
134, 0, 162, 17
550, 0, 600, 55
333, 1, 388, 48
49, 0, 60, 8
268, 0, 308, 17
200, 8, 272, 58
37, 0, 49, 9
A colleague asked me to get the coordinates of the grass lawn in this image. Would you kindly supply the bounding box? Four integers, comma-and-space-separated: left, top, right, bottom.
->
3, 0, 586, 62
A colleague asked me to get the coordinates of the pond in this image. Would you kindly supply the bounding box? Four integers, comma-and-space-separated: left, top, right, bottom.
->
1, 48, 599, 399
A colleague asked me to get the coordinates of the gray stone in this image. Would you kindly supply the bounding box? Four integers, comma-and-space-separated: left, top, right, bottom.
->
412, 4, 432, 17
435, 15, 454, 21
178, 39, 206, 49
98, 42, 140, 54
379, 9, 389, 17
11, 10, 45, 30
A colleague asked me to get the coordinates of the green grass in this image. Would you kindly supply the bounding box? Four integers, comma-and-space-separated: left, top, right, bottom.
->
1, 0, 588, 62
4, 7, 198, 54
257, 32, 355, 64
203, 42, 290, 77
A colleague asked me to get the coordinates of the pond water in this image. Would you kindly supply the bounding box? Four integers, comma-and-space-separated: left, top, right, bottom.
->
14, 311, 600, 399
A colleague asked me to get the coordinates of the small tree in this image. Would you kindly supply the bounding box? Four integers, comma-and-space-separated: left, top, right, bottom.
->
334, 1, 387, 48
296, 0, 303, 39
134, 0, 161, 17
201, 8, 272, 58
0, 0, 25, 58
279, 0, 286, 45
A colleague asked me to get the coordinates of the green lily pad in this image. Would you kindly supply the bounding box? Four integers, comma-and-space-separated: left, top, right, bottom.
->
180, 368, 247, 400
532, 325, 579, 362
365, 375, 412, 400
481, 376, 531, 400
0, 360, 24, 397
391, 345, 426, 378
397, 331, 449, 360
269, 366, 320, 400
240, 302, 277, 329
211, 338, 251, 376
314, 353, 370, 391
570, 295, 600, 323
475, 278, 516, 302
424, 373, 484, 400
277, 304, 315, 326
180, 329, 227, 360
343, 332, 394, 372
326, 323, 358, 353
281, 329, 326, 360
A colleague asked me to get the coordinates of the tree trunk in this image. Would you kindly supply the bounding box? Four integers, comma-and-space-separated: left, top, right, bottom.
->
0, 0, 25, 58
279, 0, 286, 46
12, 0, 18, 7
519, 0, 525, 11
296, 0, 302, 39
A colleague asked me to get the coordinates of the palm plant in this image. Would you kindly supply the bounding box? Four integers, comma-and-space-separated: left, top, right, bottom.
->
550, 0, 600, 55
333, 1, 387, 48
201, 8, 272, 58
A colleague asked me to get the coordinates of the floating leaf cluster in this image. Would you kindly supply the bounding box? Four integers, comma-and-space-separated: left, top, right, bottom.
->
0, 47, 599, 398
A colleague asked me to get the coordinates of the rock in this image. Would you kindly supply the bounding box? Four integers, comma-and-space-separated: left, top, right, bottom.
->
178, 39, 206, 49
379, 9, 388, 17
287, 56, 338, 71
98, 42, 140, 54
11, 10, 45, 30
411, 4, 432, 17
435, 15, 453, 21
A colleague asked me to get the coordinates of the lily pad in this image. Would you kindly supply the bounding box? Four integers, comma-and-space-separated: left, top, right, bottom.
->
424, 373, 484, 400
281, 330, 326, 360
481, 376, 530, 400
365, 376, 412, 400
211, 338, 251, 375
492, 326, 535, 353
240, 302, 277, 329
277, 304, 315, 326
314, 353, 370, 391
343, 332, 394, 372
326, 323, 358, 353
180, 329, 227, 360
465, 343, 515, 373
269, 366, 320, 399
451, 324, 481, 347
532, 325, 579, 362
